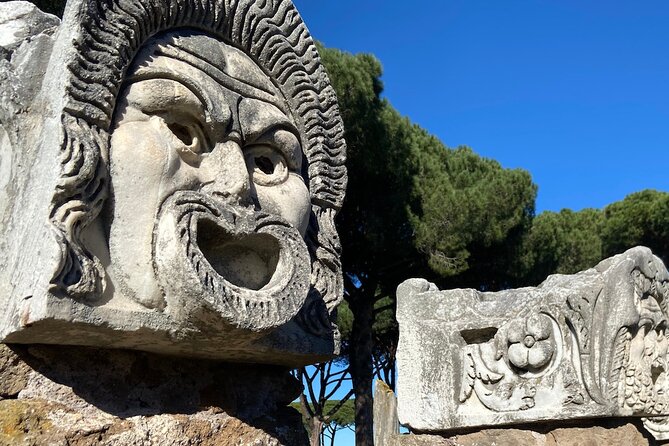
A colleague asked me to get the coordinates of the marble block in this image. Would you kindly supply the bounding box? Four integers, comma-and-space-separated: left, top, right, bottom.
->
397, 246, 669, 440
0, 0, 346, 366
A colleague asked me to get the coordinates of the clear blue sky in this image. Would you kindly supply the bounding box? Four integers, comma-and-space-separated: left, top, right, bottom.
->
293, 0, 669, 214
291, 2, 668, 445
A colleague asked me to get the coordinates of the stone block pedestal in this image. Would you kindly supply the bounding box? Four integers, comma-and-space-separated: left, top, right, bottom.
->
374, 381, 662, 446
0, 344, 308, 445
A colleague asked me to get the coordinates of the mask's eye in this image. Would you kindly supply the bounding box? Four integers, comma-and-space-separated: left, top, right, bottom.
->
244, 145, 289, 186
168, 122, 196, 146
165, 118, 209, 165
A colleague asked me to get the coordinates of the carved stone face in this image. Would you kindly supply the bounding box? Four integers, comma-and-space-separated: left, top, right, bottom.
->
107, 31, 312, 329
0, 0, 345, 363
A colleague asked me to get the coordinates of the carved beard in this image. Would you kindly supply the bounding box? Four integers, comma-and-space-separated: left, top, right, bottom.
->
153, 191, 311, 332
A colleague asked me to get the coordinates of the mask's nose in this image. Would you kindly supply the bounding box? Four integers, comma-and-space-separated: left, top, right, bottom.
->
199, 141, 253, 205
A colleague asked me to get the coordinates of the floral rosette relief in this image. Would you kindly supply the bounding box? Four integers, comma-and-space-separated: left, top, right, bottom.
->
458, 311, 561, 412
504, 314, 556, 373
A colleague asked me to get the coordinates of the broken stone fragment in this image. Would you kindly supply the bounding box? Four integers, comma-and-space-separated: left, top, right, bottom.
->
396, 246, 669, 440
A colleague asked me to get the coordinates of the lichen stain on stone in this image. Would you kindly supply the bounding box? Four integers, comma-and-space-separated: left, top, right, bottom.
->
0, 399, 54, 441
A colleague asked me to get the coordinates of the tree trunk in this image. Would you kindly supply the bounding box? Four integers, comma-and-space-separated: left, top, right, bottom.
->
349, 286, 375, 446
309, 417, 323, 446
329, 427, 337, 446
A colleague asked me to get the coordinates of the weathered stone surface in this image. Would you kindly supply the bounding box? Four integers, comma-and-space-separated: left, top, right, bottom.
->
373, 379, 656, 445
396, 247, 669, 439
453, 429, 546, 446
375, 380, 400, 446
451, 423, 651, 446
548, 423, 650, 445
0, 344, 308, 445
393, 434, 457, 446
387, 424, 653, 446
0, 0, 347, 366
0, 2, 58, 62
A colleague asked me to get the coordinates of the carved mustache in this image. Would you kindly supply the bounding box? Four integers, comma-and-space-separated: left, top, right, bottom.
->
153, 190, 310, 331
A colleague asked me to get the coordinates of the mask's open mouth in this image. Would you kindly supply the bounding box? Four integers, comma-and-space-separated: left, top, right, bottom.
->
196, 218, 281, 291
154, 190, 311, 330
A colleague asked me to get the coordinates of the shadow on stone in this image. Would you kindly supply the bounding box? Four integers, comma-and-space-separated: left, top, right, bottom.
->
0, 344, 308, 445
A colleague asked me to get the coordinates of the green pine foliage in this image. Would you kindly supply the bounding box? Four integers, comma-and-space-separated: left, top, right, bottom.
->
518, 208, 604, 285
518, 189, 669, 286
410, 144, 536, 289
324, 399, 355, 429
602, 189, 669, 263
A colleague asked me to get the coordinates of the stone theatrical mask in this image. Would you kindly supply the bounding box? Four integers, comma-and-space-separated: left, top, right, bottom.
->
0, 0, 346, 365
107, 32, 313, 329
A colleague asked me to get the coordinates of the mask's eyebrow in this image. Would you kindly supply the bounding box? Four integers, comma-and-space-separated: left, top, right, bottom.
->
238, 98, 302, 170
238, 97, 300, 144
154, 45, 289, 116
123, 72, 211, 117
